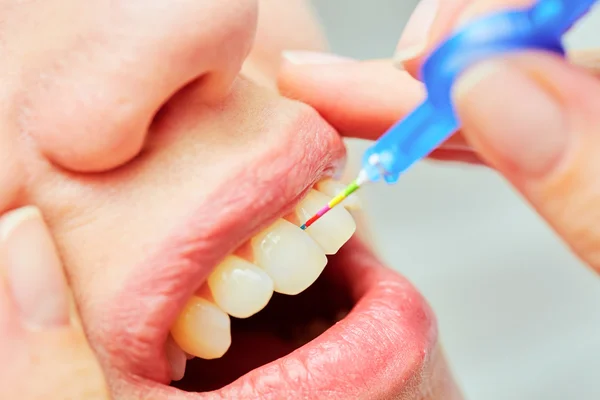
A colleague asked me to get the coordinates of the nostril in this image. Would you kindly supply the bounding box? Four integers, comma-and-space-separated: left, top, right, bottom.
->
13, 0, 259, 173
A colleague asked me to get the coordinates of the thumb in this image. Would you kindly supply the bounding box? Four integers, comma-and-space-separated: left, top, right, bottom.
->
453, 50, 600, 274
0, 206, 110, 399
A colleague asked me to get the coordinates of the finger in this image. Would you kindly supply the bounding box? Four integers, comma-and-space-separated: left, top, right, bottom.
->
278, 54, 479, 162
0, 206, 110, 399
454, 48, 600, 274
0, 206, 70, 329
279, 55, 424, 138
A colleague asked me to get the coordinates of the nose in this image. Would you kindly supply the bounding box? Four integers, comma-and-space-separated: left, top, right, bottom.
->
11, 0, 258, 172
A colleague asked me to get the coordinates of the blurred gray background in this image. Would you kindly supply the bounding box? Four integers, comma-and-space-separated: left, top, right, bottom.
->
309, 1, 600, 399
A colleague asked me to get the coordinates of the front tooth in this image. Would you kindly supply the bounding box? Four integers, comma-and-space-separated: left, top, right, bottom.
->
294, 189, 356, 254
208, 255, 274, 319
315, 179, 362, 210
251, 219, 327, 295
170, 296, 231, 360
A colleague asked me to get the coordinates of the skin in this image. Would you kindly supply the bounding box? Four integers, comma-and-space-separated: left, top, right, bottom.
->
0, 0, 460, 399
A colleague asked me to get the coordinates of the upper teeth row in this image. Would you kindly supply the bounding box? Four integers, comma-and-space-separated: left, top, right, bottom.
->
168, 180, 359, 377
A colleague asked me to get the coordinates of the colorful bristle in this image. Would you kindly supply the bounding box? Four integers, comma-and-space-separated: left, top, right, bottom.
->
300, 179, 362, 230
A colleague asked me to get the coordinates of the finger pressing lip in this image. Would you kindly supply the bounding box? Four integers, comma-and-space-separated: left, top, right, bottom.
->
279, 58, 425, 140
279, 56, 485, 167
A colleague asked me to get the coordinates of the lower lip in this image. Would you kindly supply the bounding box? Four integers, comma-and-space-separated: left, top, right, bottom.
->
134, 238, 439, 399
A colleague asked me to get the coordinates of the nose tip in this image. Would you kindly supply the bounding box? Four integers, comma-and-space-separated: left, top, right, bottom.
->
19, 0, 259, 173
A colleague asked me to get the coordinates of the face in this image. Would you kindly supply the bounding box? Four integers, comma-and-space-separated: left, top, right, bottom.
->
0, 1, 462, 398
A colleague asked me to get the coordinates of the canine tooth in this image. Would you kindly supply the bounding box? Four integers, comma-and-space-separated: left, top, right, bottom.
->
208, 255, 274, 318
315, 179, 362, 210
295, 189, 356, 254
251, 219, 327, 295
165, 335, 186, 382
171, 296, 231, 360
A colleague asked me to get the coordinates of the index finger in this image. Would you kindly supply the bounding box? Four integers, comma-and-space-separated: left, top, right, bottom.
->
279, 59, 425, 140
278, 57, 479, 162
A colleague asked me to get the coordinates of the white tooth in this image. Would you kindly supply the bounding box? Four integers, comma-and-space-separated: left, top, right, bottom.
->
170, 296, 231, 360
295, 189, 356, 254
251, 219, 327, 295
208, 255, 274, 319
315, 179, 362, 210
165, 335, 187, 382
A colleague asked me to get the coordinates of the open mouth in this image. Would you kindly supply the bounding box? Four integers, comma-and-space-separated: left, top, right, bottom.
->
91, 99, 441, 399
125, 182, 438, 399
168, 180, 360, 383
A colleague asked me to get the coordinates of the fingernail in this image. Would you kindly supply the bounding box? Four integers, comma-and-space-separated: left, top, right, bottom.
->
282, 51, 356, 65
394, 0, 439, 65
0, 206, 69, 329
453, 58, 567, 177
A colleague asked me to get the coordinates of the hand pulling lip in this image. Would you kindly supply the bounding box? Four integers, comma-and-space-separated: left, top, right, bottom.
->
92, 105, 347, 382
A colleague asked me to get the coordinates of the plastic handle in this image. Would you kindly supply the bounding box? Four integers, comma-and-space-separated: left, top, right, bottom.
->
361, 0, 597, 184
